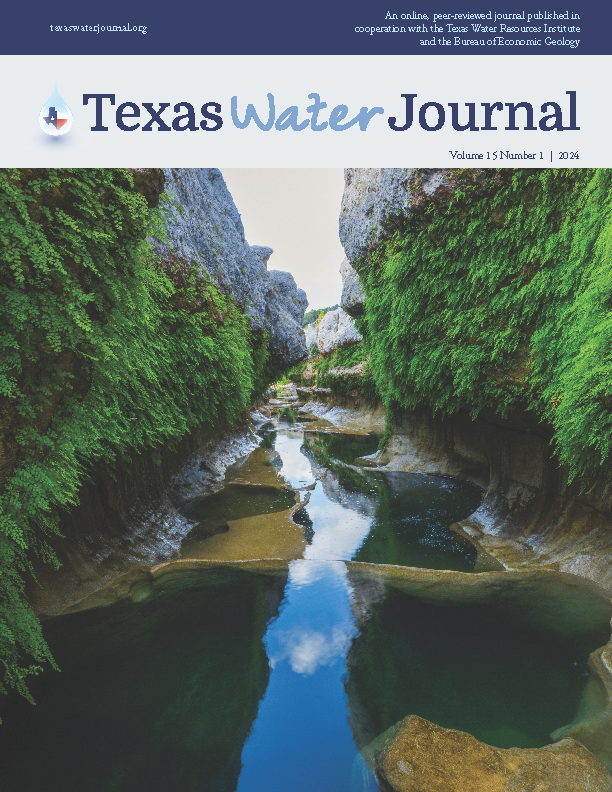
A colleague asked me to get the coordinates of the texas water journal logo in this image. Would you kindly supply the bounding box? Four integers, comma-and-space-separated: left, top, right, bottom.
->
39, 84, 73, 136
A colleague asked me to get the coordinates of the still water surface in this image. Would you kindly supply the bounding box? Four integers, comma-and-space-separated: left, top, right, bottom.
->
0, 426, 608, 792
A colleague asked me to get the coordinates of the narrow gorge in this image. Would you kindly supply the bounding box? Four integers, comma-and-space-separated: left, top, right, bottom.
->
1, 167, 612, 792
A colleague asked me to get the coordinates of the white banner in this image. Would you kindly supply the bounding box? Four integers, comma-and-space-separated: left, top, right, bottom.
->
7, 54, 605, 166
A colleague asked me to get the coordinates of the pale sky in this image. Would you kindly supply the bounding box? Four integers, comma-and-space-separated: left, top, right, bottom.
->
221, 169, 345, 310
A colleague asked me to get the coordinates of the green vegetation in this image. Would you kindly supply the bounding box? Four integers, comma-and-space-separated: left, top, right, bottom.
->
278, 407, 299, 424
285, 359, 308, 382
286, 338, 378, 403
0, 169, 281, 708
313, 341, 378, 402
302, 304, 339, 327
358, 168, 612, 483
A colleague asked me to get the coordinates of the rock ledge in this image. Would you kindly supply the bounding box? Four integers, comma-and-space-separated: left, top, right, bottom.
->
367, 715, 612, 792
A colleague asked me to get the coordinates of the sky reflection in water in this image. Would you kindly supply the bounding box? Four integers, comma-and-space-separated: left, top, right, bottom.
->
0, 424, 605, 792
236, 426, 481, 792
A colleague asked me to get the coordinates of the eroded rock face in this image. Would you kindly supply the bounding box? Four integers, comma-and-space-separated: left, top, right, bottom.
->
340, 257, 365, 316
269, 269, 308, 325
373, 406, 612, 593
29, 422, 263, 617
367, 715, 612, 792
340, 168, 458, 271
554, 636, 612, 774
154, 168, 307, 364
338, 167, 612, 589
304, 257, 363, 354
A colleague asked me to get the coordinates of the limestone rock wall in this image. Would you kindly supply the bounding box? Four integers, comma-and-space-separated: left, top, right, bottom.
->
27, 419, 263, 617
340, 257, 365, 317
25, 168, 311, 615
336, 166, 612, 592
373, 406, 612, 592
154, 168, 307, 364
339, 168, 458, 271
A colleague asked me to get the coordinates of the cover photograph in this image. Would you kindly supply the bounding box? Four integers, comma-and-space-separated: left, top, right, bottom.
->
1, 3, 612, 790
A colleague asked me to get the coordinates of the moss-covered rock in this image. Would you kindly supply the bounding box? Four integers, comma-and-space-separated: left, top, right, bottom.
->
341, 168, 612, 485
0, 168, 296, 705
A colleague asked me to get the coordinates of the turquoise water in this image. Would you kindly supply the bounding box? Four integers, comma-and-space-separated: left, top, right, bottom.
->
345, 584, 608, 751
0, 425, 608, 792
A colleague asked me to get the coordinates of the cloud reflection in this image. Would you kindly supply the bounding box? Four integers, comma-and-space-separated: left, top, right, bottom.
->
269, 626, 353, 675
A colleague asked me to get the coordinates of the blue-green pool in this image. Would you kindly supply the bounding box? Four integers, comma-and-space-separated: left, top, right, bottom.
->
0, 426, 608, 792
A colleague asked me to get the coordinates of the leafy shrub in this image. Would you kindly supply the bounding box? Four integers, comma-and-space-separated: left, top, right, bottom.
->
310, 341, 378, 402
302, 304, 339, 327
359, 168, 612, 483
0, 168, 279, 708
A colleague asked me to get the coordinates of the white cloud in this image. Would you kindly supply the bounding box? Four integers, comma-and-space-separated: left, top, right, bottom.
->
269, 625, 353, 675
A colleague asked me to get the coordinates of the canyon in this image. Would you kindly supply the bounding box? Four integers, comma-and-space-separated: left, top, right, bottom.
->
2, 166, 612, 792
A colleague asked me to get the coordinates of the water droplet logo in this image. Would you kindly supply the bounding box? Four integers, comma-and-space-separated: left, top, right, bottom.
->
39, 84, 73, 136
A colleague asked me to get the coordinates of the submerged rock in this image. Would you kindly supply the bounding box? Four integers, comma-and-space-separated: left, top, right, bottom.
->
367, 715, 612, 792
153, 168, 307, 364
553, 635, 612, 774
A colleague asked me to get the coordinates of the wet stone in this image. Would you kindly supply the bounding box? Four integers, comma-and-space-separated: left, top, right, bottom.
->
366, 715, 612, 792
3, 423, 611, 791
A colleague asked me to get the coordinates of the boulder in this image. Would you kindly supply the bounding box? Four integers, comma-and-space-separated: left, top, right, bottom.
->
367, 715, 612, 792
305, 307, 362, 355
